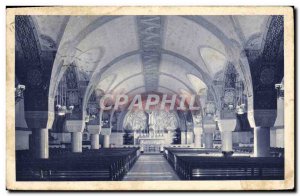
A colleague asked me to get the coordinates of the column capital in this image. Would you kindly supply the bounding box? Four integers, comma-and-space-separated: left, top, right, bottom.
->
101, 127, 112, 136
25, 111, 54, 129
217, 118, 237, 132
64, 120, 85, 132
203, 115, 216, 133
248, 109, 277, 127
87, 125, 101, 134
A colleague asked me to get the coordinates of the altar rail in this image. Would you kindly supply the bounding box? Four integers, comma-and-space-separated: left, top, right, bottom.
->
16, 147, 139, 181
164, 148, 284, 180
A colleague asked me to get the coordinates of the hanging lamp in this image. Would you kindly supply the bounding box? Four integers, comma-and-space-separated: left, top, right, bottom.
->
56, 74, 74, 116
236, 80, 246, 115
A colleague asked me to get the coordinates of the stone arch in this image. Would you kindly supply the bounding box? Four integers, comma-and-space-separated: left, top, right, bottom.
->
15, 15, 56, 129
246, 15, 284, 113
182, 16, 254, 100
47, 16, 121, 117
52, 64, 84, 135
245, 16, 284, 136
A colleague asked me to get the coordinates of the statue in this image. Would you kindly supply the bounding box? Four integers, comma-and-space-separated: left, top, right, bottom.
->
148, 111, 154, 125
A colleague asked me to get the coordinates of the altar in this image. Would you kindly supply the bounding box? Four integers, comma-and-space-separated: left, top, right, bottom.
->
137, 111, 170, 153
138, 135, 165, 153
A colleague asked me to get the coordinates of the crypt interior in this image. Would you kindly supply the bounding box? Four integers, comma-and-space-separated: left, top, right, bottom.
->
15, 15, 284, 181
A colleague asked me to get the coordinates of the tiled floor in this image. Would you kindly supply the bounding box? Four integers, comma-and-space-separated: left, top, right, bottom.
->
123, 154, 180, 181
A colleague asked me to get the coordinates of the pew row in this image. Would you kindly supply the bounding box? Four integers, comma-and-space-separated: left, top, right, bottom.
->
164, 148, 284, 180
16, 147, 140, 181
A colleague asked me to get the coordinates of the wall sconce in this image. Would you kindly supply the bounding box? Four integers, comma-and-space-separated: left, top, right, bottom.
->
275, 83, 284, 98
15, 84, 26, 103
236, 104, 246, 115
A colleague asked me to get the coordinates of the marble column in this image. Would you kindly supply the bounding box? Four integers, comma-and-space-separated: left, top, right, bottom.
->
217, 118, 236, 154
32, 128, 49, 159
71, 132, 82, 152
203, 115, 216, 149
194, 126, 203, 148
254, 127, 270, 157
64, 120, 85, 153
248, 110, 277, 157
25, 111, 54, 159
87, 125, 101, 149
181, 132, 187, 145
103, 135, 110, 148
221, 131, 233, 152
204, 132, 214, 148
90, 134, 100, 149
194, 133, 202, 148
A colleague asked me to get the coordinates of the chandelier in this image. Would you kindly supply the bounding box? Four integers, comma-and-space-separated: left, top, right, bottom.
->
236, 81, 246, 115
85, 114, 96, 123
56, 75, 74, 116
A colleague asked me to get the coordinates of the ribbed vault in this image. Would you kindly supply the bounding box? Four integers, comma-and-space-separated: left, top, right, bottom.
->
19, 15, 274, 115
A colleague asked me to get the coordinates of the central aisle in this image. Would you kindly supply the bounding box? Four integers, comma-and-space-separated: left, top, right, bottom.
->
123, 154, 180, 181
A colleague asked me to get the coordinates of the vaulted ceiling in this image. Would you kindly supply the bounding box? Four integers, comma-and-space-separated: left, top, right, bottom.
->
29, 15, 271, 104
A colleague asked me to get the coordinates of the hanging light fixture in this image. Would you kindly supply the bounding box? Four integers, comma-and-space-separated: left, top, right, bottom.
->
236, 80, 246, 115
56, 76, 65, 116
56, 75, 74, 116
85, 114, 96, 123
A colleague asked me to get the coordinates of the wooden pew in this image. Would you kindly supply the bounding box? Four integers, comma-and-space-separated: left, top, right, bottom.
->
175, 156, 284, 180
16, 147, 139, 181
164, 148, 284, 180
164, 147, 220, 170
